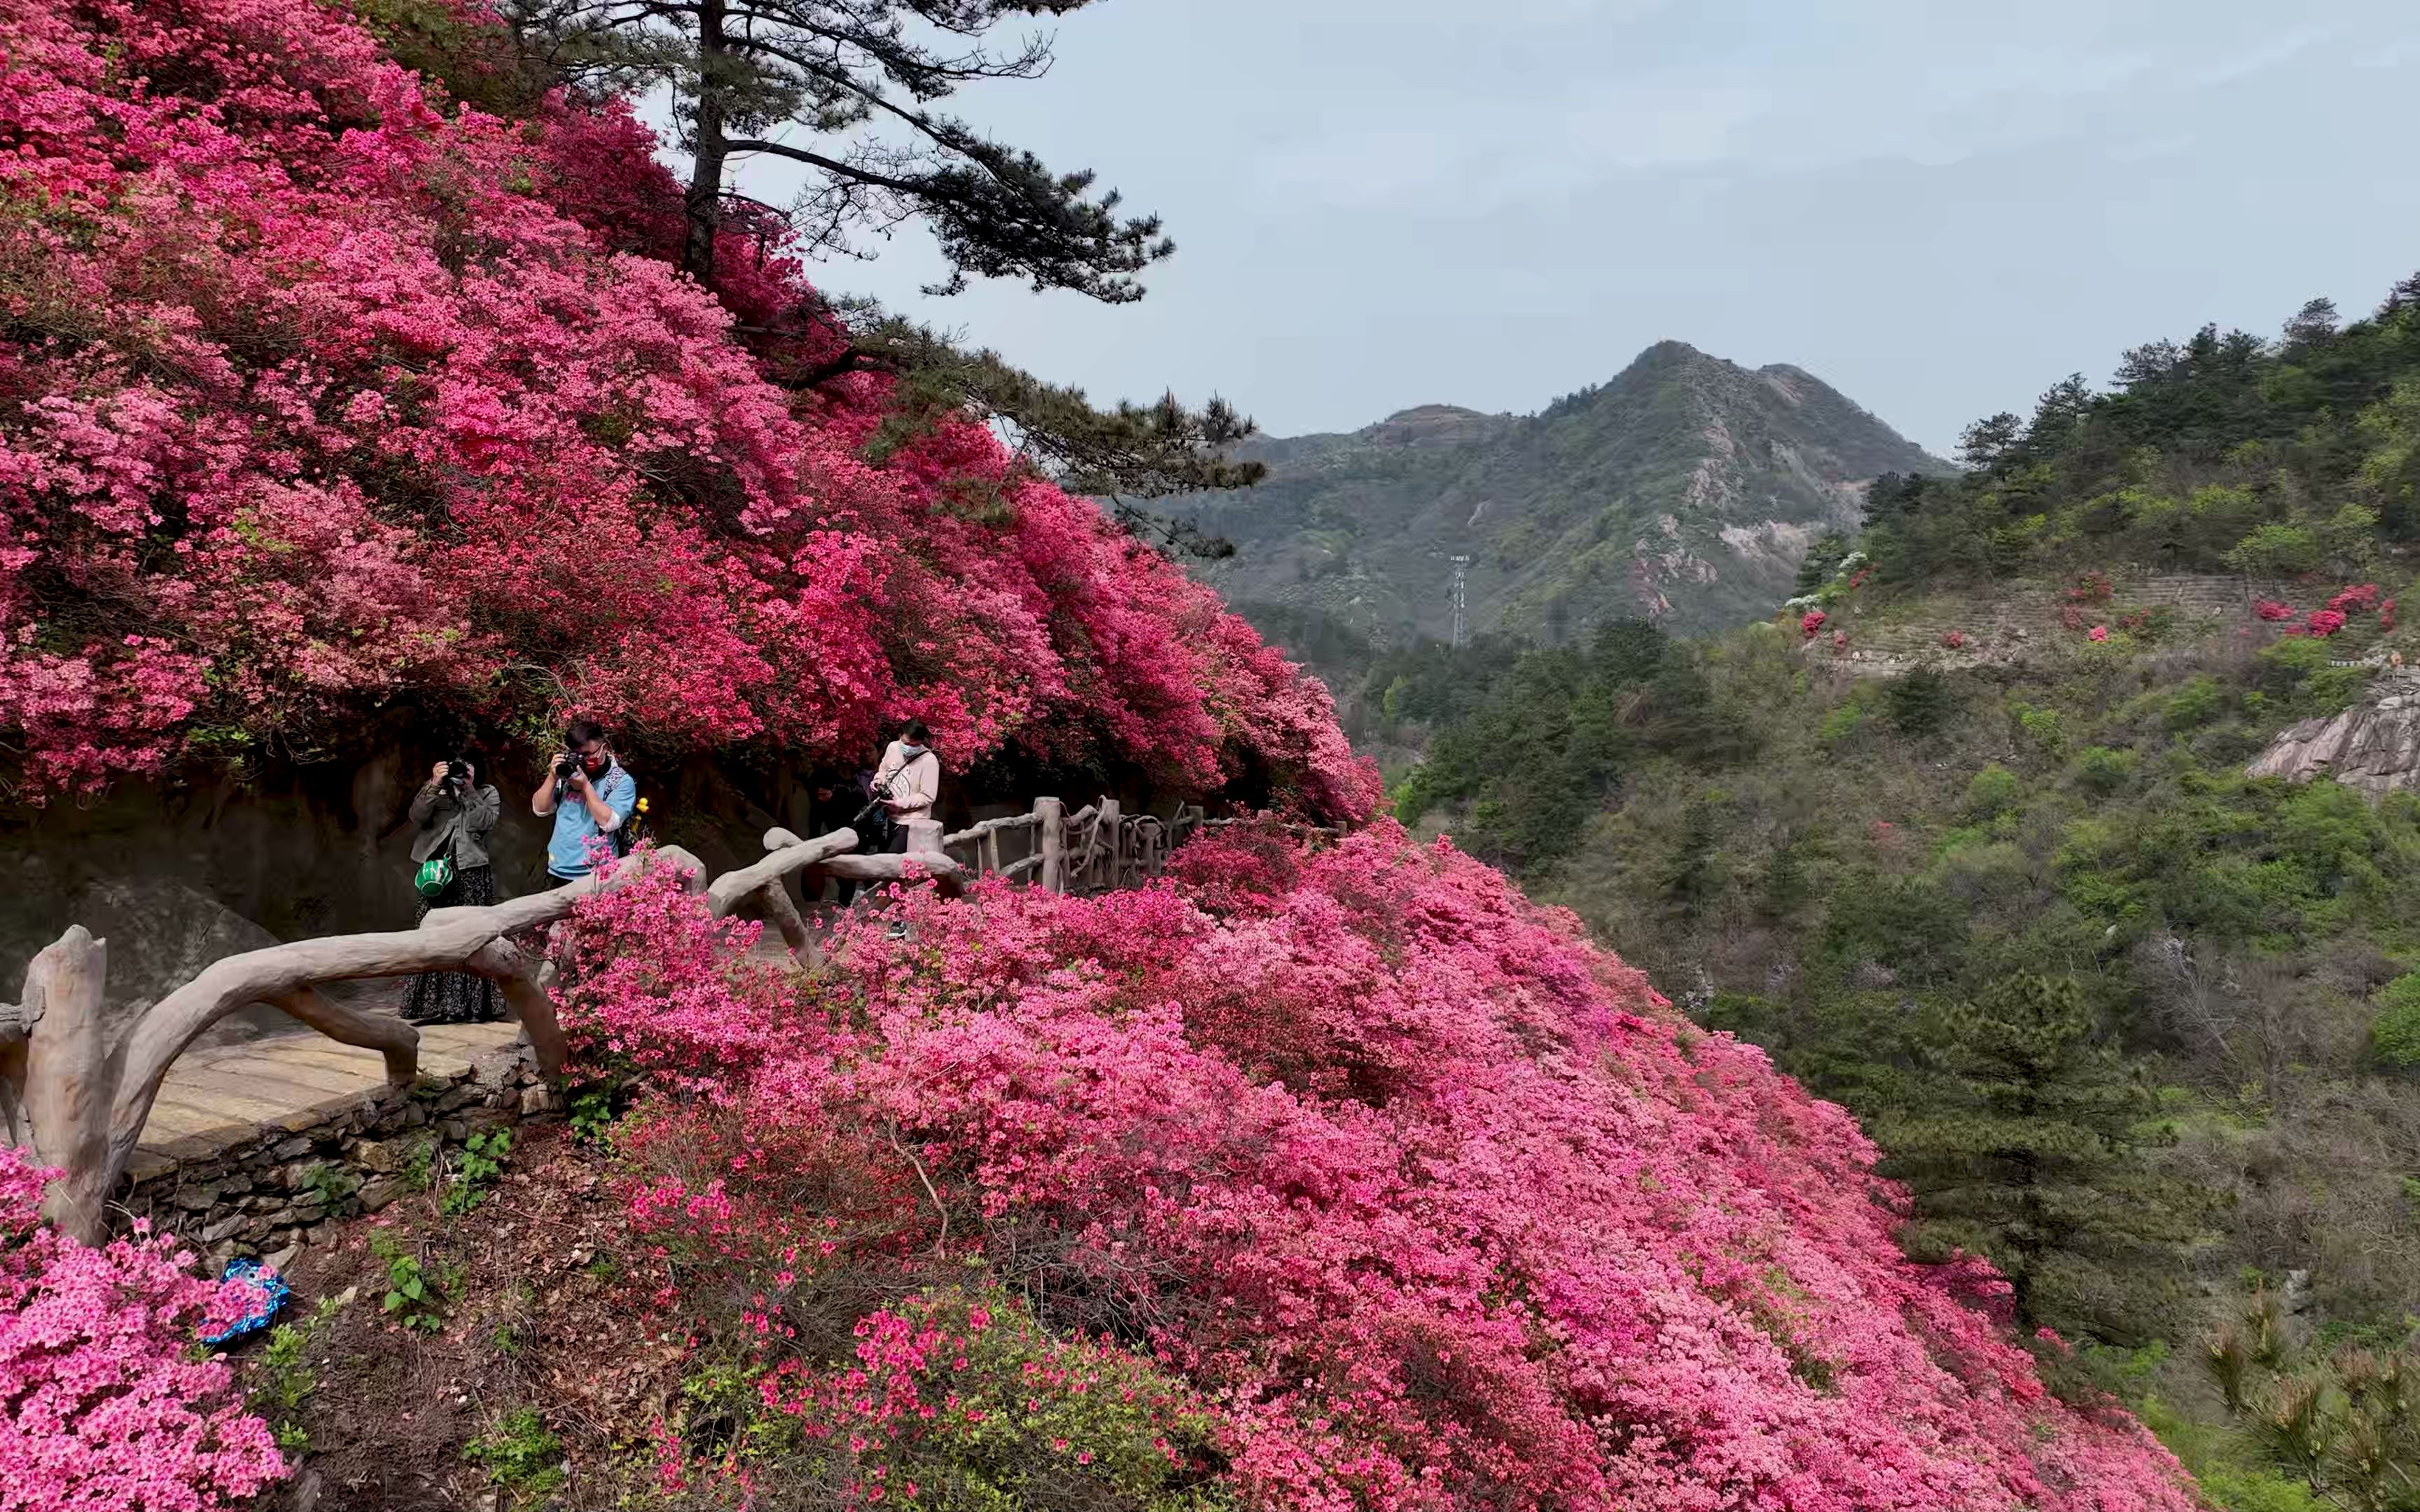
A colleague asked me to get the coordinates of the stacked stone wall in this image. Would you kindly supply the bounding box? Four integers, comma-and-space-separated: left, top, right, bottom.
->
118, 1043, 559, 1273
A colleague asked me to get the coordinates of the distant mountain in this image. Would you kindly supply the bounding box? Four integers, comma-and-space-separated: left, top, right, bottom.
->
1183, 341, 1948, 657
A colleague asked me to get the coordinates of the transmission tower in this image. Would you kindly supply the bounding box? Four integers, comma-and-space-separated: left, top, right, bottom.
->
1448, 555, 1472, 649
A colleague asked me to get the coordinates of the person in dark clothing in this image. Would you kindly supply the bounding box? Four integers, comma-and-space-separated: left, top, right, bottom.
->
402, 755, 503, 1025
818, 766, 882, 906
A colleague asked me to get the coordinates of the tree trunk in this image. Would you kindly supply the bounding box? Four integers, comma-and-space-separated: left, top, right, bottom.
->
20, 928, 113, 1240
682, 0, 730, 284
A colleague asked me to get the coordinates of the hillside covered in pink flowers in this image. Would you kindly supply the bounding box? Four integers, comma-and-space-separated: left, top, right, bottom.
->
4, 822, 2208, 1510
0, 2, 2210, 1508
541, 825, 2202, 1511
0, 0, 1373, 818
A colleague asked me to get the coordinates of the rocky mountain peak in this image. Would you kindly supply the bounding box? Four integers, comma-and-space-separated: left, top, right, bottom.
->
1180, 342, 1947, 659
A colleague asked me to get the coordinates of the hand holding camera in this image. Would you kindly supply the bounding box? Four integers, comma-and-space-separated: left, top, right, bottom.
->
431, 758, 472, 799
552, 755, 592, 794
851, 780, 893, 830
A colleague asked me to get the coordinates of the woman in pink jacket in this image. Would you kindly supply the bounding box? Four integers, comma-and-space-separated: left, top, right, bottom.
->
871, 720, 940, 852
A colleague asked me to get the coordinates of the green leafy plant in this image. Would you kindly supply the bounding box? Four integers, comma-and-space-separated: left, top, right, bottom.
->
2371, 972, 2420, 1068
669, 1283, 1234, 1511
399, 1133, 437, 1194
246, 1296, 342, 1455
440, 1128, 510, 1217
566, 1083, 620, 1145
298, 1161, 361, 1217
465, 1406, 566, 1504
372, 1232, 444, 1334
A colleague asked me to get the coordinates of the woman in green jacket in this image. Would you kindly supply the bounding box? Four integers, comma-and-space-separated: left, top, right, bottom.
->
403, 756, 503, 1024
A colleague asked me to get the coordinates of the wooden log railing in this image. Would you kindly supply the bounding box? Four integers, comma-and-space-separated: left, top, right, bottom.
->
4, 794, 1266, 1242
1, 845, 709, 1243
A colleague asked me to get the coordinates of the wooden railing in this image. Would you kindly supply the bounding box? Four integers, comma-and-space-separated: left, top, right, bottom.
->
940, 797, 1214, 893
2, 846, 706, 1242
2, 793, 1274, 1242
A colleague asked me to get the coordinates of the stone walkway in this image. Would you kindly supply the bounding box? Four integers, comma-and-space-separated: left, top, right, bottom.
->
128, 1021, 524, 1184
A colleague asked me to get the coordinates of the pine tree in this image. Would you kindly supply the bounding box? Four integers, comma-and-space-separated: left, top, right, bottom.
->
1758, 835, 1809, 923
2022, 373, 2094, 454
1956, 412, 2024, 471
1883, 667, 1955, 737
2280, 296, 2341, 351
1877, 973, 2196, 1341
504, 0, 1170, 298
1660, 798, 1725, 923
835, 312, 1263, 554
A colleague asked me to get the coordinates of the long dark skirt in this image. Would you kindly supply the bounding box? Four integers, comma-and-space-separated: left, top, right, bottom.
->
401, 864, 503, 1025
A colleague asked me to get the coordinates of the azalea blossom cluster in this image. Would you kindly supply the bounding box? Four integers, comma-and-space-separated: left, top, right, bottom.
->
564, 829, 2201, 1512
0, 0, 1376, 820
0, 1146, 286, 1511
2252, 584, 2395, 640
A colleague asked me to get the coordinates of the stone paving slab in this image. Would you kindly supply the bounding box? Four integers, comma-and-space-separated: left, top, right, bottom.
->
131, 1019, 524, 1180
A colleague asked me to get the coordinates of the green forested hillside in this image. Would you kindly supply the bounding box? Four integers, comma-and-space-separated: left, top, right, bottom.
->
1183, 341, 1945, 668
1384, 276, 2420, 1511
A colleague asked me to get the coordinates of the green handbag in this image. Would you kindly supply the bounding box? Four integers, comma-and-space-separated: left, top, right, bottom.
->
413, 852, 457, 900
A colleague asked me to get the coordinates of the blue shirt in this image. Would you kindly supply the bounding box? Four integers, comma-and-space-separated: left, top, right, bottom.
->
546, 760, 637, 880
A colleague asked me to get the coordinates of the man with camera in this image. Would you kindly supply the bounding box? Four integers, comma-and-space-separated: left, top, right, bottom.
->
531, 718, 637, 883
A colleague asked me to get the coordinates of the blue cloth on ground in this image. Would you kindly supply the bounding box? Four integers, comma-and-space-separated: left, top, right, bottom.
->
200, 1258, 289, 1345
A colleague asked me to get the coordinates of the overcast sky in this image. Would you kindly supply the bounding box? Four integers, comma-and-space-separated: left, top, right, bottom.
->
666, 0, 2420, 455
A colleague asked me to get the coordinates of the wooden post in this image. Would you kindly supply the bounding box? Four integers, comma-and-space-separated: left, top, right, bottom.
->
1036, 797, 1066, 893
756, 880, 812, 960
1096, 799, 1121, 893
20, 928, 112, 1241
981, 825, 1001, 877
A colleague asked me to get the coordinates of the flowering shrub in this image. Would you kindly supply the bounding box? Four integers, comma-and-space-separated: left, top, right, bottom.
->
2327, 583, 2382, 615
2254, 599, 2297, 622
2306, 609, 2348, 638
720, 1284, 1235, 1509
1830, 628, 1849, 652
1800, 610, 1827, 638
2063, 571, 2115, 604
1162, 819, 1305, 914
1942, 629, 1969, 648
2089, 624, 2110, 642
552, 848, 798, 1090
0, 1146, 286, 1510
0, 0, 1376, 819
578, 826, 2199, 1512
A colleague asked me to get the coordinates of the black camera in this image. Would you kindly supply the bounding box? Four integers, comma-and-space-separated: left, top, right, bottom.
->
438, 757, 471, 797
552, 756, 577, 780
849, 780, 893, 832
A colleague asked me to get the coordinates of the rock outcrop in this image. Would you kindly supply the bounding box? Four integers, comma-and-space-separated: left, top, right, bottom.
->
2248, 671, 2420, 794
